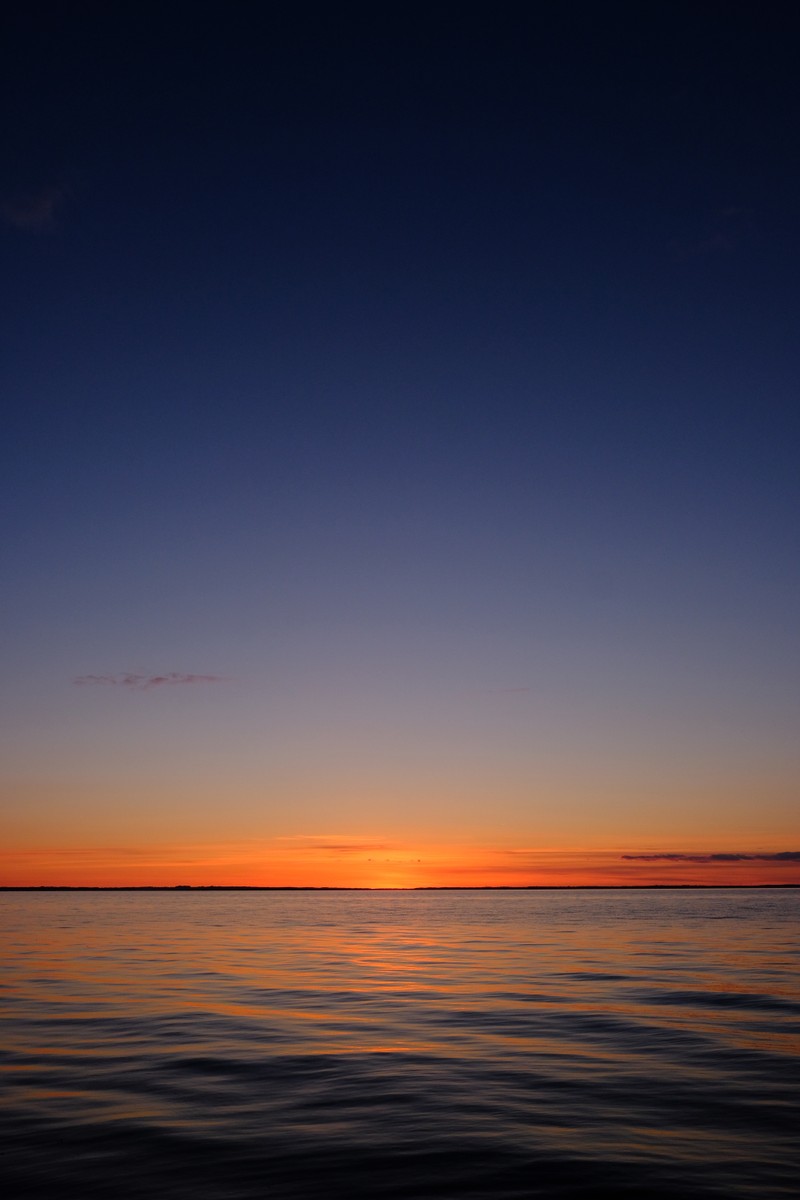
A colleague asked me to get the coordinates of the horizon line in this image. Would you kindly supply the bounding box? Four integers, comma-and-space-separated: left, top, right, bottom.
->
2, 884, 798, 892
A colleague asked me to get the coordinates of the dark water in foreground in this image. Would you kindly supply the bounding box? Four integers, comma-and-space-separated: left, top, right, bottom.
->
1, 890, 799, 1200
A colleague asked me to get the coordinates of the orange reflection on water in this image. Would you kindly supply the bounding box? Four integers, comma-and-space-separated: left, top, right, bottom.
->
2, 890, 799, 1068
2, 887, 798, 1200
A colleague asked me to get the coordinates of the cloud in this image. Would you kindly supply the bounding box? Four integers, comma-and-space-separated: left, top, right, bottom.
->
73, 673, 225, 690
312, 842, 391, 853
276, 835, 391, 853
11, 846, 154, 858
622, 852, 800, 863
2, 185, 65, 231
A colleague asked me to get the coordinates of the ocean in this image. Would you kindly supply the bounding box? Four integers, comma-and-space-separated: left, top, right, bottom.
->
1, 888, 798, 1199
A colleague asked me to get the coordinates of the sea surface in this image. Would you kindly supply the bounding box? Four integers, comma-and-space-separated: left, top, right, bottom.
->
1, 889, 798, 1200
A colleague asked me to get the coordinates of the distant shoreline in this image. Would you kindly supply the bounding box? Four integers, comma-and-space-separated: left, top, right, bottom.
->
1, 884, 798, 892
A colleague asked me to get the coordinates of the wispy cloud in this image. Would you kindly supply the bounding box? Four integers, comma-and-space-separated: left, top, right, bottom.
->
276, 835, 391, 853
622, 852, 800, 863
73, 673, 225, 690
311, 842, 392, 853
2, 185, 66, 231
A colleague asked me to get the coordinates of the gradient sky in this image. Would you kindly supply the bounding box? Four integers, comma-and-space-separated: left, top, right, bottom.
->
2, 3, 798, 886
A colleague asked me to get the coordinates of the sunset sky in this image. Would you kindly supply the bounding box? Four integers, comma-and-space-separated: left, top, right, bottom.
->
2, 4, 798, 887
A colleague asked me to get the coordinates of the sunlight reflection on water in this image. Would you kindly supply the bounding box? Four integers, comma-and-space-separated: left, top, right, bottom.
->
1, 889, 799, 1199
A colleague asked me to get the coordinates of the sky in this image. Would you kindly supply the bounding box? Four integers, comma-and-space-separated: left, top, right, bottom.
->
2, 2, 798, 887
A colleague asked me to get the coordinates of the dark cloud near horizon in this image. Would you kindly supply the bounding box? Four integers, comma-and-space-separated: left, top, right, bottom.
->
622, 852, 800, 863
73, 673, 225, 690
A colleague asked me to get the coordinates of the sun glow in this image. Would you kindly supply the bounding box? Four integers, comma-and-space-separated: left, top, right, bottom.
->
1, 835, 798, 889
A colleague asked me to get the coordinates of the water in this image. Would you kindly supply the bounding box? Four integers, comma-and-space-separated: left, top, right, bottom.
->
1, 889, 798, 1199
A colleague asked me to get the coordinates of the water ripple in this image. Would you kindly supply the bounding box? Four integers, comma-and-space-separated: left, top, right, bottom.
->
1, 889, 798, 1199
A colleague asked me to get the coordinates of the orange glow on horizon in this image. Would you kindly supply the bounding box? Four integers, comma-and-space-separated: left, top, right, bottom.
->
1, 837, 798, 889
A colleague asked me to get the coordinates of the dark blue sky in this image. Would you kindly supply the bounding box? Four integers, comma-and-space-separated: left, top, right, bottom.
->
2, 3, 798, 877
